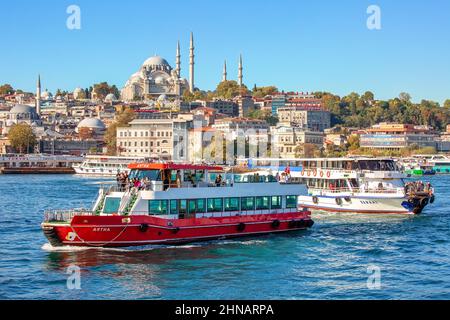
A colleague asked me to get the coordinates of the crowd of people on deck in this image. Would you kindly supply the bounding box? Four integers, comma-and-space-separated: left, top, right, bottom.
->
404, 181, 433, 194
116, 172, 152, 192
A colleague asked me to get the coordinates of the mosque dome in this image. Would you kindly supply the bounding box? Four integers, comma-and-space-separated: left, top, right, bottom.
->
41, 90, 53, 100
10, 104, 36, 114
143, 55, 170, 68
157, 94, 167, 101
105, 93, 117, 102
73, 87, 84, 99
77, 118, 106, 130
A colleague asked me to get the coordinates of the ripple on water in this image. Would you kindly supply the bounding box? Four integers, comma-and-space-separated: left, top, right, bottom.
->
0, 174, 450, 299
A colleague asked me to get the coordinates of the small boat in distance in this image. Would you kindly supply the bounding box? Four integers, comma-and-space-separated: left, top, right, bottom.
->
73, 155, 147, 176
42, 163, 313, 247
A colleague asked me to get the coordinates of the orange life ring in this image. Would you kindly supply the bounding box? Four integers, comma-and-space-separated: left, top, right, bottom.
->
326, 171, 331, 178
301, 170, 305, 176
313, 170, 317, 177
307, 171, 311, 177
320, 171, 324, 178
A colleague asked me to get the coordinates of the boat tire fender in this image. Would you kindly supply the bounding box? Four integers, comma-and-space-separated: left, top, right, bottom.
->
139, 223, 149, 232
272, 220, 281, 229
237, 223, 246, 232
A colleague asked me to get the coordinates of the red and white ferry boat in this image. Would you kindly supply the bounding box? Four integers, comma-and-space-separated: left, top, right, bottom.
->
41, 163, 313, 247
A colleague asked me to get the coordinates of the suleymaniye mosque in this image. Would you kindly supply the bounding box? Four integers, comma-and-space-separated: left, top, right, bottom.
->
121, 33, 195, 102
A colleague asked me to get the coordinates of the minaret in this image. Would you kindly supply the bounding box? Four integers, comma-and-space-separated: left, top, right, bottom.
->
238, 54, 243, 87
176, 40, 181, 78
222, 60, 227, 82
36, 74, 41, 115
189, 32, 195, 92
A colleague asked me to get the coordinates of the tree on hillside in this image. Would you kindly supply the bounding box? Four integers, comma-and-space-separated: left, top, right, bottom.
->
93, 82, 119, 100
0, 84, 14, 95
444, 100, 450, 109
8, 123, 37, 154
216, 80, 249, 99
399, 92, 411, 102
252, 86, 278, 98
104, 109, 136, 155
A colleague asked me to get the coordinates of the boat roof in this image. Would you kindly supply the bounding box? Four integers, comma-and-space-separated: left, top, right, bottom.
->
128, 163, 224, 171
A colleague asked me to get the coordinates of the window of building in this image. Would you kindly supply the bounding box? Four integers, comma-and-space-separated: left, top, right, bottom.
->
286, 196, 298, 208
224, 197, 240, 212
149, 200, 168, 215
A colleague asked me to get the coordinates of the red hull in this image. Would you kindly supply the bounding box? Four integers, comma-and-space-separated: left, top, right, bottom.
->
42, 212, 313, 247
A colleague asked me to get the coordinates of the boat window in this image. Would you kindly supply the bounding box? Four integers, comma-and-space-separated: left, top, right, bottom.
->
196, 199, 206, 213
149, 200, 168, 215
188, 200, 197, 214
271, 196, 282, 209
255, 196, 270, 210
207, 198, 223, 212
170, 199, 178, 214
241, 197, 255, 211
286, 196, 298, 209
103, 197, 121, 214
224, 197, 240, 212
179, 200, 187, 214
129, 169, 160, 181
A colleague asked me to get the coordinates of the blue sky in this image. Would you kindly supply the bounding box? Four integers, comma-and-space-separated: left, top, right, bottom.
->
1, 0, 449, 103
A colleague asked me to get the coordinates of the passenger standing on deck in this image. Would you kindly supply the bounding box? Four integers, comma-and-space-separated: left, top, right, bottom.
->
176, 170, 182, 188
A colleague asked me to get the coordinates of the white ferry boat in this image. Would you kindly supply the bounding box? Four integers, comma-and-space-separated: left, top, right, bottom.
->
73, 155, 147, 176
239, 157, 435, 215
0, 154, 83, 174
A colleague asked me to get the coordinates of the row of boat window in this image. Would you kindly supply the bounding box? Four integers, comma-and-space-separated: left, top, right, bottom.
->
148, 196, 299, 215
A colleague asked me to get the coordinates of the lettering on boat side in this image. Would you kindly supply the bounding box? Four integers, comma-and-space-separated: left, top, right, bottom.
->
174, 304, 274, 317
92, 227, 111, 232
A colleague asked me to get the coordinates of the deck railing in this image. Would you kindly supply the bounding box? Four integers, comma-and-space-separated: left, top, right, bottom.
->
43, 209, 94, 222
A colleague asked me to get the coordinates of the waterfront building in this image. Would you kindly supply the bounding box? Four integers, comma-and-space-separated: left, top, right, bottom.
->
212, 118, 269, 138
207, 99, 239, 117
271, 125, 324, 158
234, 95, 255, 117
277, 105, 331, 132
359, 123, 437, 151
271, 92, 318, 115
116, 114, 192, 161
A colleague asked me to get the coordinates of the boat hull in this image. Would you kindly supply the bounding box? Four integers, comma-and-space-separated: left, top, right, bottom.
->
299, 195, 430, 215
42, 212, 313, 247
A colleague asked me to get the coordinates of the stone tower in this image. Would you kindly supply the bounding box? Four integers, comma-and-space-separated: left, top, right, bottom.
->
189, 32, 195, 92
222, 60, 227, 82
238, 54, 243, 87
176, 41, 181, 78
36, 74, 41, 115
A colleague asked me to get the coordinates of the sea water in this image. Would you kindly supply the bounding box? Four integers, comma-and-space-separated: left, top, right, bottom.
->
0, 174, 449, 299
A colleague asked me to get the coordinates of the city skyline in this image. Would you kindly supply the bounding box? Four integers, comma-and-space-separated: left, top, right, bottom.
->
1, 0, 449, 103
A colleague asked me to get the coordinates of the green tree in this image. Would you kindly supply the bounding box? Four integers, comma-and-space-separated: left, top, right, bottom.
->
93, 82, 119, 100
104, 109, 136, 155
444, 99, 450, 109
8, 123, 37, 154
252, 86, 278, 98
216, 80, 248, 99
0, 84, 14, 95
